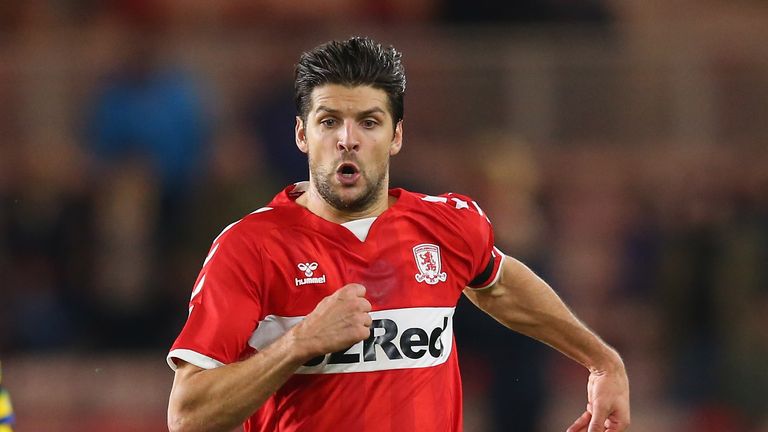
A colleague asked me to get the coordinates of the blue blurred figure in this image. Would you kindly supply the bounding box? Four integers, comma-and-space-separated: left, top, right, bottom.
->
88, 29, 209, 198
84, 14, 211, 348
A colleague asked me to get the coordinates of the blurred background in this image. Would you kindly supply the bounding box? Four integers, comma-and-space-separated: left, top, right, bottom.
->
1, 0, 767, 431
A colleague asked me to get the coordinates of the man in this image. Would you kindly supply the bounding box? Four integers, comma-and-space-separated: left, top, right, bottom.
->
167, 37, 630, 432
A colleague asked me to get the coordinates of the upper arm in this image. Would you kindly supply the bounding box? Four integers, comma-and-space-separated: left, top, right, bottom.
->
168, 224, 264, 370
422, 192, 503, 289
173, 360, 205, 383
170, 360, 205, 400
463, 254, 514, 311
463, 255, 547, 329
168, 360, 206, 417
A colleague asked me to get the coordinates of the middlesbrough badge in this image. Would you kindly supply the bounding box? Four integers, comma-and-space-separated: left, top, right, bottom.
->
413, 243, 448, 285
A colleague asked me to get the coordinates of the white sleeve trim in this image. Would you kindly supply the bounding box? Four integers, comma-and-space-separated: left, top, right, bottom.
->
167, 349, 225, 371
467, 248, 506, 291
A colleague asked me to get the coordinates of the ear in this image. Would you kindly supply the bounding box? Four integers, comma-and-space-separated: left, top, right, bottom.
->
295, 116, 308, 154
389, 120, 403, 156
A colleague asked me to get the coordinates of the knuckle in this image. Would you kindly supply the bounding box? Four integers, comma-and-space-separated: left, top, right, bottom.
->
350, 283, 366, 296
358, 314, 372, 326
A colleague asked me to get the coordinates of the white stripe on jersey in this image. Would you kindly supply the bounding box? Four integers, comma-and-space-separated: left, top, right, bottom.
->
212, 207, 273, 245
250, 206, 273, 215
202, 243, 220, 267
249, 307, 455, 374
421, 195, 448, 203
471, 250, 506, 290
190, 274, 206, 302
248, 314, 304, 351
167, 348, 225, 371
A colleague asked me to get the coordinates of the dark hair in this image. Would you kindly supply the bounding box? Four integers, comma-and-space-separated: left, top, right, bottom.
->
294, 36, 406, 125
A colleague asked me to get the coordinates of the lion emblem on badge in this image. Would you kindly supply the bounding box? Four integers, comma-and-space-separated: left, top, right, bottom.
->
413, 243, 448, 285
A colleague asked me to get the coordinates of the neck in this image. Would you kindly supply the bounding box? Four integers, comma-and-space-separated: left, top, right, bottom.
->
297, 182, 393, 224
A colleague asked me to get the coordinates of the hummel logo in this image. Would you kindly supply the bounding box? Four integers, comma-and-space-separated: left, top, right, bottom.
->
295, 262, 326, 286
297, 262, 319, 277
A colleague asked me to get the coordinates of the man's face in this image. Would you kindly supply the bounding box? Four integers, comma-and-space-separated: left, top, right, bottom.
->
296, 84, 403, 213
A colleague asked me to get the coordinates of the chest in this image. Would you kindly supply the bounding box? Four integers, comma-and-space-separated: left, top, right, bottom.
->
258, 218, 472, 317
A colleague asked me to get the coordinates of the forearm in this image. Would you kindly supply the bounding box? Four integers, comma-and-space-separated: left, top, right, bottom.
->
464, 257, 623, 373
168, 283, 373, 432
168, 330, 308, 432
519, 306, 623, 374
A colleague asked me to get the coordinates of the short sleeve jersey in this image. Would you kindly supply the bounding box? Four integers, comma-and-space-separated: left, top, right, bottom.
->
168, 183, 504, 432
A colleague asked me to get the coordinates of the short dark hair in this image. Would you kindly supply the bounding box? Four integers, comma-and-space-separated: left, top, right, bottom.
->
294, 36, 406, 125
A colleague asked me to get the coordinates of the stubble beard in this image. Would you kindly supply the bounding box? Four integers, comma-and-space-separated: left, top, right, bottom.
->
310, 157, 389, 214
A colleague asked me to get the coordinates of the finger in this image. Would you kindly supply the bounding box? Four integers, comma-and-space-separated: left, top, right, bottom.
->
345, 283, 366, 297
358, 297, 372, 312
362, 313, 373, 327
337, 283, 365, 298
587, 403, 609, 432
605, 412, 630, 431
566, 410, 591, 432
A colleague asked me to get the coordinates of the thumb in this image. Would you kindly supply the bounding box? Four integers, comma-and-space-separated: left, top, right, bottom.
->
587, 403, 608, 432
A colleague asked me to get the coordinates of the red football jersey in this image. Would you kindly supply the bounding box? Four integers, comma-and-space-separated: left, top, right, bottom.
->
168, 182, 504, 432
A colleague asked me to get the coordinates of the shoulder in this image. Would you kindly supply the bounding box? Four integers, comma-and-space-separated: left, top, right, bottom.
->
400, 189, 490, 224
211, 184, 308, 246
198, 205, 299, 277
212, 205, 298, 248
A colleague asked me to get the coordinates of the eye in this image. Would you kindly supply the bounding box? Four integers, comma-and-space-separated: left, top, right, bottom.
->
320, 118, 337, 128
361, 119, 378, 129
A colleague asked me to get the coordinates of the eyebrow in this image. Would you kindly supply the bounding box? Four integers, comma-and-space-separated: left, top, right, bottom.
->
315, 106, 387, 117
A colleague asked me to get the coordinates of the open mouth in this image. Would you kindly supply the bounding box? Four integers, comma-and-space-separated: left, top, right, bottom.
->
336, 162, 361, 185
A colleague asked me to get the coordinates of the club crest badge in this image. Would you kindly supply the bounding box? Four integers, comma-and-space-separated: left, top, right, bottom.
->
413, 244, 448, 285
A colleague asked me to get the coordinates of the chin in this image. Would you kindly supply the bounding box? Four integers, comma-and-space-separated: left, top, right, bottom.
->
331, 187, 376, 212
314, 169, 383, 212
336, 193, 367, 209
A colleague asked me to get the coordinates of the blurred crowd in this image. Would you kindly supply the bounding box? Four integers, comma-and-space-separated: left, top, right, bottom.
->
1, 1, 768, 431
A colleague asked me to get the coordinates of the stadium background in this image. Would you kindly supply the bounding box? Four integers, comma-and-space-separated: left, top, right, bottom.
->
1, 1, 767, 430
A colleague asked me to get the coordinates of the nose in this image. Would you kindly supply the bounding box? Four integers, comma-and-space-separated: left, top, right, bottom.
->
337, 122, 360, 153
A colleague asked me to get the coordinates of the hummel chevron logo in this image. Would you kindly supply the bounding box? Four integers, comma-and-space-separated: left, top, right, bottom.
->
295, 262, 326, 286
297, 262, 318, 277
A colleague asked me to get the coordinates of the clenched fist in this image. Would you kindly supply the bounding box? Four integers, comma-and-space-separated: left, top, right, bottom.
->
290, 284, 373, 361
